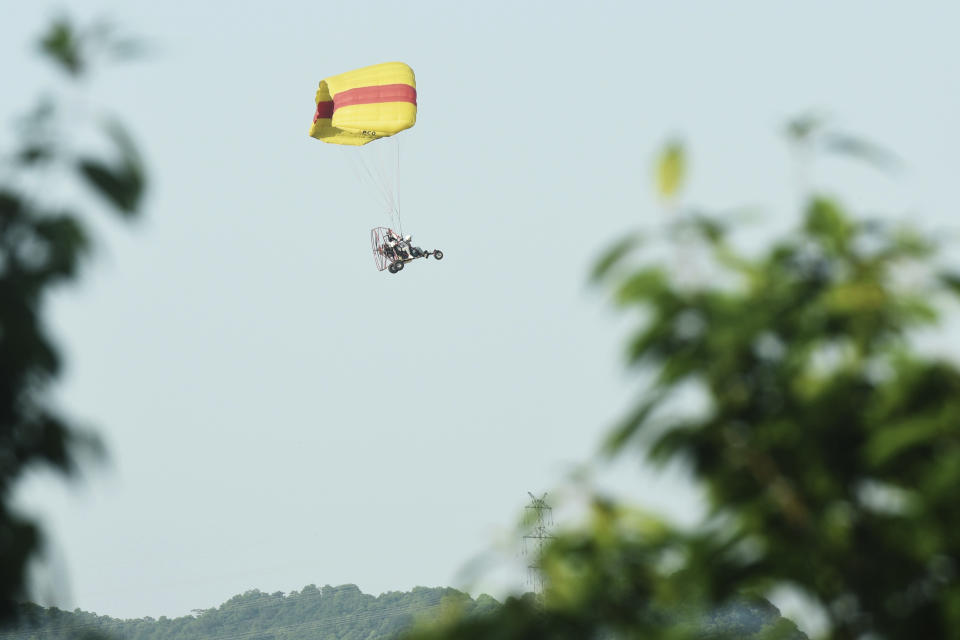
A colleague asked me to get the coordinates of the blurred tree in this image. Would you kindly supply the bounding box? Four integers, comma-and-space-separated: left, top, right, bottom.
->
0, 15, 146, 620
404, 127, 960, 639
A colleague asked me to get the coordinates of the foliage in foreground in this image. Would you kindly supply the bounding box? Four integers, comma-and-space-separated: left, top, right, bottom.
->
1, 16, 146, 620
405, 128, 960, 640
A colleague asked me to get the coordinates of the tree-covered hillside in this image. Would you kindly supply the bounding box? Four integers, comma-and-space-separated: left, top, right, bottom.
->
4, 584, 499, 640
1, 584, 804, 640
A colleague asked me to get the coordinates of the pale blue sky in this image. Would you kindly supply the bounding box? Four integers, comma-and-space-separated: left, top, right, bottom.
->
3, 0, 958, 622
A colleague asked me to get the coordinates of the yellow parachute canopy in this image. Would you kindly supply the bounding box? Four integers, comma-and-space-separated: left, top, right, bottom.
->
308, 62, 417, 146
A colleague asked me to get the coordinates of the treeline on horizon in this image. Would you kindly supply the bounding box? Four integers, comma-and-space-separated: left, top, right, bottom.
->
3, 584, 499, 640
1, 584, 805, 640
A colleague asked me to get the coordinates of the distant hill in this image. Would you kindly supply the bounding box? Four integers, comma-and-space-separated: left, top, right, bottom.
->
4, 584, 498, 640
2, 584, 806, 640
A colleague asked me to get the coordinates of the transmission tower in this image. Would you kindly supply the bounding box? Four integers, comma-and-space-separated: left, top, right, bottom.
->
522, 491, 554, 596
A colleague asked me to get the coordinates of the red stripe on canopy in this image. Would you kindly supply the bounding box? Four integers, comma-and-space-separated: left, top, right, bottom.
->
314, 101, 334, 122
333, 83, 417, 112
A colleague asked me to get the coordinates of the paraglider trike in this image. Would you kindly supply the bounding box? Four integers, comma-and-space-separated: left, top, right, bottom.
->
371, 227, 443, 274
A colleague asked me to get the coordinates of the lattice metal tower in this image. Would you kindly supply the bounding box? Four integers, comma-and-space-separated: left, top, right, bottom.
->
522, 491, 554, 596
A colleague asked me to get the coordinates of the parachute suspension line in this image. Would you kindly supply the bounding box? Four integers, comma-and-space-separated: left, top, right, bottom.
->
370, 138, 401, 234
395, 138, 403, 236
347, 145, 397, 225
346, 152, 382, 212
379, 138, 398, 232
342, 136, 405, 236
372, 137, 402, 235
371, 146, 397, 215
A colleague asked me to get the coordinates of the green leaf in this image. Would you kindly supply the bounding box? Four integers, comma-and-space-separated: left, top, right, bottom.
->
823, 282, 887, 313
35, 215, 89, 279
77, 160, 134, 213
602, 391, 665, 456
655, 139, 686, 201
805, 196, 853, 252
823, 132, 901, 172
38, 17, 83, 76
0, 190, 24, 217
785, 112, 826, 142
688, 213, 726, 245
615, 268, 667, 304
865, 416, 946, 467
87, 19, 148, 62
17, 145, 53, 166
591, 232, 643, 282
75, 120, 146, 216
885, 227, 933, 260
938, 272, 960, 297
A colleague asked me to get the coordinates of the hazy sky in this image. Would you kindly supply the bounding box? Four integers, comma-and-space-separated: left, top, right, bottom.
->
3, 0, 959, 622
